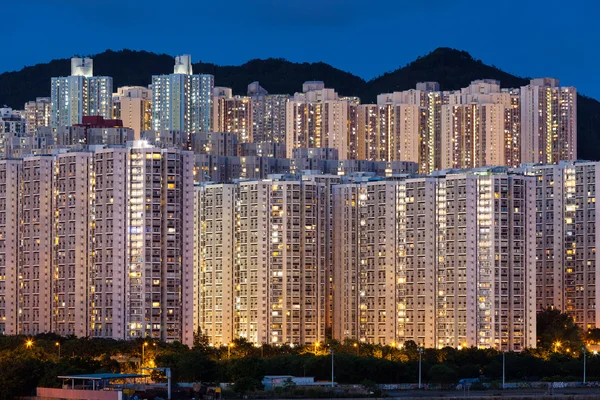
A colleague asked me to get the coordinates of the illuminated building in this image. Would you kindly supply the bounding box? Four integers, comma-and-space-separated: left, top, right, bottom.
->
520, 78, 577, 164
248, 82, 289, 144
524, 161, 600, 330
333, 169, 536, 351
285, 82, 352, 159
51, 57, 113, 127
112, 86, 152, 139
0, 160, 21, 335
212, 87, 253, 143
24, 98, 51, 136
151, 55, 214, 135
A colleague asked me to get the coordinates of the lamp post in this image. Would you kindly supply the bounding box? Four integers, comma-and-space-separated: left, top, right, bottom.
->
142, 342, 148, 366
418, 347, 424, 389
56, 342, 61, 358
314, 341, 320, 355
25, 339, 33, 349
582, 346, 587, 384
353, 342, 359, 356
331, 349, 335, 388
228, 342, 234, 359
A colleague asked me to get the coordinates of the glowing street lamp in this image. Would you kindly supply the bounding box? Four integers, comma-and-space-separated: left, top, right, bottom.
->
314, 341, 320, 354
25, 339, 33, 349
554, 341, 562, 352
353, 342, 359, 356
142, 342, 148, 366
56, 342, 61, 358
228, 342, 234, 359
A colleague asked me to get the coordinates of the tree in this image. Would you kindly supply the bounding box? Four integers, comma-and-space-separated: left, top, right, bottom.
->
537, 307, 583, 351
427, 363, 458, 385
282, 377, 297, 391
193, 327, 210, 351
232, 377, 263, 395
586, 328, 600, 344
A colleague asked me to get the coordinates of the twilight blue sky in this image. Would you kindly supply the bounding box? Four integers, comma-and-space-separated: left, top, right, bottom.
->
2, 0, 599, 99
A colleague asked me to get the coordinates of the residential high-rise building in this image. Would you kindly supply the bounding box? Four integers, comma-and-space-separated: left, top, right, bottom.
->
286, 82, 351, 160
19, 156, 55, 335
332, 170, 537, 351
190, 131, 238, 157
113, 86, 152, 139
213, 87, 253, 143
53, 152, 93, 337
0, 107, 26, 135
356, 103, 421, 164
195, 176, 330, 346
0, 160, 21, 335
91, 147, 129, 340
24, 98, 51, 136
524, 161, 600, 330
51, 57, 113, 127
520, 78, 577, 164
152, 55, 214, 135
194, 184, 238, 345
440, 103, 505, 169
248, 82, 289, 144
122, 145, 195, 343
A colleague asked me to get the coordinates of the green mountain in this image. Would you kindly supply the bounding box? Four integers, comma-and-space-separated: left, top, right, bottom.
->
1, 48, 598, 160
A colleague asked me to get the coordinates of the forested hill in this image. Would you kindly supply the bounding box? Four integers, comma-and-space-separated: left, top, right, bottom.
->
1, 47, 598, 160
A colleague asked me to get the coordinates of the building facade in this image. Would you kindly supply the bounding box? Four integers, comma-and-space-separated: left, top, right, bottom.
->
151, 55, 214, 135
51, 58, 113, 127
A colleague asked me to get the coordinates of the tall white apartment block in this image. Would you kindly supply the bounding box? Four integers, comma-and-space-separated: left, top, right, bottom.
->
437, 172, 536, 351
248, 82, 289, 144
53, 152, 93, 337
24, 98, 51, 136
19, 156, 55, 335
125, 145, 195, 343
521, 78, 577, 164
152, 55, 214, 135
195, 176, 329, 346
524, 161, 600, 330
440, 103, 506, 169
332, 170, 536, 351
357, 102, 421, 164
235, 178, 327, 345
51, 57, 113, 127
91, 147, 129, 340
194, 184, 237, 345
113, 86, 152, 139
213, 87, 253, 143
333, 178, 438, 346
0, 160, 20, 335
286, 82, 351, 160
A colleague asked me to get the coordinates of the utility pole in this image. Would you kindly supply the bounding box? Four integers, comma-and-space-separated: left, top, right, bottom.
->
418, 347, 424, 389
331, 349, 335, 388
583, 347, 587, 384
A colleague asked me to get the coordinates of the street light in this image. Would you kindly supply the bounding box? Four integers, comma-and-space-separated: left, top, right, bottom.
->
353, 342, 359, 356
25, 339, 33, 349
314, 341, 320, 354
554, 340, 562, 352
418, 347, 424, 389
56, 342, 61, 358
228, 342, 234, 359
330, 349, 335, 388
582, 346, 587, 384
142, 342, 148, 366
